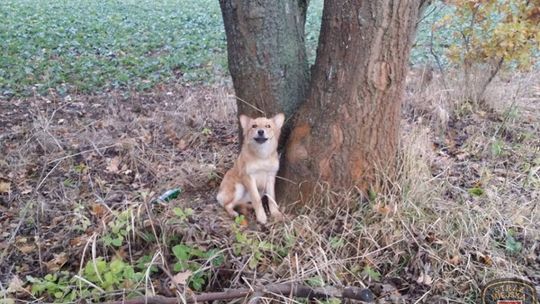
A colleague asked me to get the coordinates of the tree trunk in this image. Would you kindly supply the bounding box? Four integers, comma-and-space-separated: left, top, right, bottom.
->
280, 0, 427, 204
219, 0, 310, 139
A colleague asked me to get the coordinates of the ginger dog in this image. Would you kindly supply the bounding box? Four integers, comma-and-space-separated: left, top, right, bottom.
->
217, 113, 285, 224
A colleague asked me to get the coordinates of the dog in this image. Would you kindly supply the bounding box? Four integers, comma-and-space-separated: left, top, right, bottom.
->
216, 113, 285, 224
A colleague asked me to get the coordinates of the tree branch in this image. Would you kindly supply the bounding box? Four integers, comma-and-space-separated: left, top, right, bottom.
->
101, 283, 375, 304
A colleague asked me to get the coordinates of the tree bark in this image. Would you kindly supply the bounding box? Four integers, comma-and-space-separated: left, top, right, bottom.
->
280, 0, 427, 204
219, 0, 310, 139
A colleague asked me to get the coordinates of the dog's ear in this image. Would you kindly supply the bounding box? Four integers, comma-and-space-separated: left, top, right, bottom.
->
272, 113, 285, 129
239, 115, 251, 130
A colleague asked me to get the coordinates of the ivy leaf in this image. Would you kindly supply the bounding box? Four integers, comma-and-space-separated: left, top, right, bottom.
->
172, 244, 192, 261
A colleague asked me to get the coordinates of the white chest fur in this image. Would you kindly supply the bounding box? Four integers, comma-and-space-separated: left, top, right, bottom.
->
245, 158, 279, 175
245, 158, 279, 190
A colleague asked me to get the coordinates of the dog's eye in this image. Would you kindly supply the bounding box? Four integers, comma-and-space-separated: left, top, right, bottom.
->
251, 124, 257, 128
265, 125, 271, 128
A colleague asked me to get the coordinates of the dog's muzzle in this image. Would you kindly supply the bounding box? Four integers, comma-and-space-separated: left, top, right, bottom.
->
254, 137, 268, 144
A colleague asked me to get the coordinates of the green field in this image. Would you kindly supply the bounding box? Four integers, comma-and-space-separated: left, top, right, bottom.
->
1, 0, 445, 98
0, 0, 230, 97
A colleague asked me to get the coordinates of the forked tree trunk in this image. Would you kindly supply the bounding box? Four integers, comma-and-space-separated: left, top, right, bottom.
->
219, 0, 310, 138
280, 0, 426, 204
219, 0, 428, 206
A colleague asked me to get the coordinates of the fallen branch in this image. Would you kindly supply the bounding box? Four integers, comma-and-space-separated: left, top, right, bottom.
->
102, 283, 375, 304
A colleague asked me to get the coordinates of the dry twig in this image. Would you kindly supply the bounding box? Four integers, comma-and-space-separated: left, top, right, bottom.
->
102, 283, 375, 304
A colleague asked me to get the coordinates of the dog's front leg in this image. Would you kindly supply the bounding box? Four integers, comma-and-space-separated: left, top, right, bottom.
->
265, 175, 283, 220
245, 177, 267, 224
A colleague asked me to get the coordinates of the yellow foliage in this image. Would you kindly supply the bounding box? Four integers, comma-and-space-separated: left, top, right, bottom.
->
443, 0, 540, 70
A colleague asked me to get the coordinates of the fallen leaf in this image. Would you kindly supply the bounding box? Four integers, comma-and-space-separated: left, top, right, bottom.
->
7, 275, 24, 293
416, 273, 432, 286
480, 255, 493, 266
45, 253, 68, 272
141, 130, 153, 144
425, 232, 444, 245
0, 181, 11, 193
375, 203, 392, 216
448, 255, 461, 266
171, 270, 192, 285
51, 216, 64, 226
106, 157, 121, 173
18, 244, 35, 254
475, 251, 493, 266
20, 185, 32, 195
69, 236, 85, 246
15, 237, 27, 243
177, 139, 188, 150
91, 203, 107, 217
455, 151, 469, 161
239, 218, 249, 227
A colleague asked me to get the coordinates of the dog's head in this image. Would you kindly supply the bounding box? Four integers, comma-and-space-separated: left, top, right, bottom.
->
239, 113, 285, 147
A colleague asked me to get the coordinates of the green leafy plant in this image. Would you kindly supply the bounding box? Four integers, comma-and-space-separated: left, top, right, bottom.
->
361, 265, 381, 282
505, 229, 523, 254
135, 255, 159, 274
329, 236, 345, 249
102, 210, 132, 247
27, 272, 76, 301
201, 127, 213, 136
232, 216, 275, 269
83, 257, 144, 291
305, 276, 325, 287
173, 207, 194, 222
27, 258, 145, 301
73, 163, 88, 174
62, 178, 76, 188
171, 244, 224, 291
468, 187, 485, 196
73, 202, 92, 232
490, 139, 503, 157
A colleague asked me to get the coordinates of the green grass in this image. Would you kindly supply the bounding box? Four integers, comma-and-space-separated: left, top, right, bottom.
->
0, 0, 228, 97
2, 0, 449, 98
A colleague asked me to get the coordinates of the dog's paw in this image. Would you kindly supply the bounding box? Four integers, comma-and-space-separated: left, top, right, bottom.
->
255, 213, 268, 225
226, 209, 239, 218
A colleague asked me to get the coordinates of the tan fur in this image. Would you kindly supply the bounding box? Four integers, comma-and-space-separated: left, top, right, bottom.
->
217, 113, 285, 224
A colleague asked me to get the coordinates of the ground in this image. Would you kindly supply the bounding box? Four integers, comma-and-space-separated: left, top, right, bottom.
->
1, 0, 539, 302
1, 68, 539, 302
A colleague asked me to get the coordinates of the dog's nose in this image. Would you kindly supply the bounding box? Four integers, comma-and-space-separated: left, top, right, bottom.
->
257, 130, 264, 136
